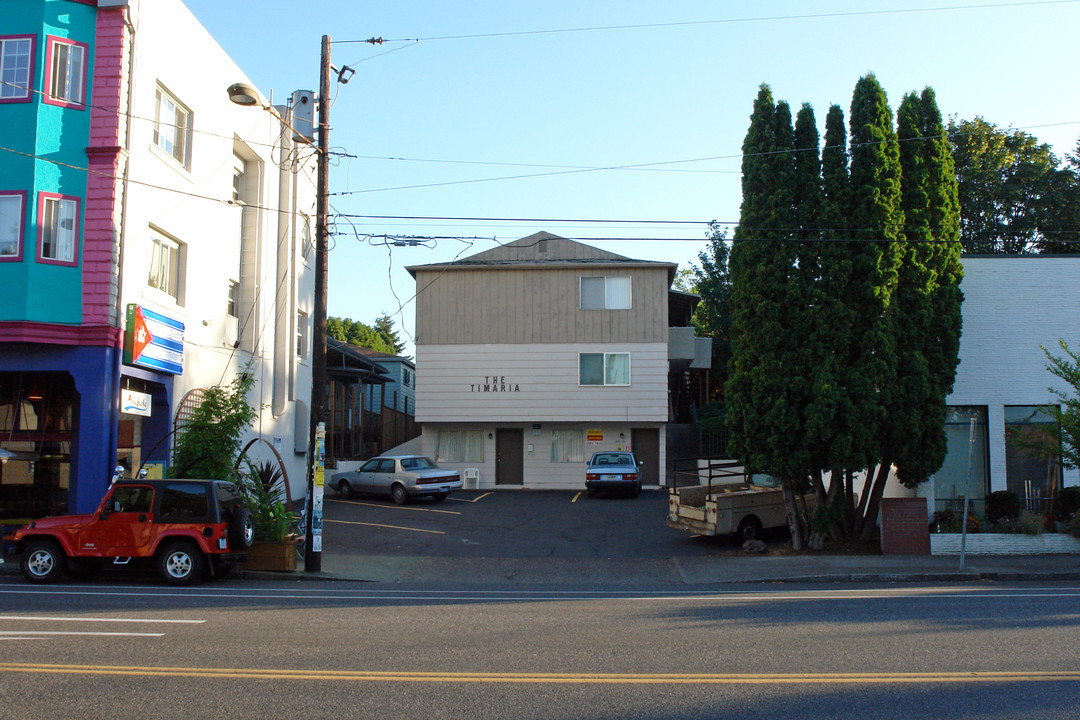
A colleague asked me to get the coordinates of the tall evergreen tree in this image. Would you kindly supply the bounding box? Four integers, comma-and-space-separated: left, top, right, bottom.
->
846, 74, 904, 537
726, 88, 812, 548
897, 88, 964, 484
688, 223, 732, 400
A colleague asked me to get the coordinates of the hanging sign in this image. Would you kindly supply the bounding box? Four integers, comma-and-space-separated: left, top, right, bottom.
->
123, 304, 185, 374
120, 389, 152, 417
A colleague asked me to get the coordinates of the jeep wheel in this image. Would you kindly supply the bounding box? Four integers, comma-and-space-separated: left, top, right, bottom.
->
230, 507, 255, 550
21, 539, 66, 583
157, 542, 204, 586
391, 484, 409, 506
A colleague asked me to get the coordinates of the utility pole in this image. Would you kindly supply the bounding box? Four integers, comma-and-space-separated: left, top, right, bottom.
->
304, 34, 332, 573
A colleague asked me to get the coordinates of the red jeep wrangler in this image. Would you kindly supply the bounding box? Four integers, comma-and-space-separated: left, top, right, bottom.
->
13, 479, 254, 586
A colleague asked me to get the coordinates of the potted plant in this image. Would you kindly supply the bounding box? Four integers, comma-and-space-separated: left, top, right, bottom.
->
241, 459, 301, 572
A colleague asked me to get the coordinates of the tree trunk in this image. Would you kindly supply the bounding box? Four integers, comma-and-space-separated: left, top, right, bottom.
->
843, 469, 856, 537
781, 475, 806, 550
858, 458, 893, 541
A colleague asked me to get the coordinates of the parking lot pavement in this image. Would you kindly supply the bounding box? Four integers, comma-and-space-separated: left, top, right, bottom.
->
323, 487, 720, 561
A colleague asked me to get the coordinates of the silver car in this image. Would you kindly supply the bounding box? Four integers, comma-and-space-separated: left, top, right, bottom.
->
585, 451, 643, 497
330, 455, 462, 505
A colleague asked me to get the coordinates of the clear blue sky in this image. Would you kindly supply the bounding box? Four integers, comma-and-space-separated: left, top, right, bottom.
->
182, 0, 1080, 353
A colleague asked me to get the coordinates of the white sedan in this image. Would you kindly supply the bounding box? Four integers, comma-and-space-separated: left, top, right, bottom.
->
330, 455, 462, 505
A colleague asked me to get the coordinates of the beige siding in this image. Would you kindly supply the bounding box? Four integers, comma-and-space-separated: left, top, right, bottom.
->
415, 343, 669, 423
414, 267, 669, 345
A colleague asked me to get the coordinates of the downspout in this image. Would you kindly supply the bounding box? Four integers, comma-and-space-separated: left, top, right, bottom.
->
106, 1, 139, 479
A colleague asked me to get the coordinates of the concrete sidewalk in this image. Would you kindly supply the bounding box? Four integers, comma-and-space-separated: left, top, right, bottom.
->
3, 548, 1078, 585
251, 550, 1080, 586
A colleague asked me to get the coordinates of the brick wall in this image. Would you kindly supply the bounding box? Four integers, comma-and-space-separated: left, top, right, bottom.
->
880, 497, 931, 555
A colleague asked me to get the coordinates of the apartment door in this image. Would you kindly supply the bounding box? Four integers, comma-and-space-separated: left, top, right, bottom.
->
631, 428, 660, 487
496, 429, 524, 486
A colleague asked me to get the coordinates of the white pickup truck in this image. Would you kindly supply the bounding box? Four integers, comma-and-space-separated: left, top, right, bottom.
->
666, 462, 793, 541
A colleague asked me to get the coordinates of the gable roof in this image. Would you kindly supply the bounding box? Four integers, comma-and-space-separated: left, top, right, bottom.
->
405, 232, 677, 282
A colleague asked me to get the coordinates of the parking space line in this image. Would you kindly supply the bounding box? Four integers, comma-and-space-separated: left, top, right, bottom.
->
448, 492, 492, 504
328, 499, 460, 516
324, 519, 445, 535
571, 492, 583, 503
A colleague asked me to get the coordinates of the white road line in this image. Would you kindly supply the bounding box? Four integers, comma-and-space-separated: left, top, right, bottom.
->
0, 631, 164, 637
0, 615, 204, 624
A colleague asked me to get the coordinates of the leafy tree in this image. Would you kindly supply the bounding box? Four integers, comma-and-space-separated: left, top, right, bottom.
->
1017, 340, 1080, 471
687, 223, 731, 400
949, 118, 1070, 254
170, 371, 257, 480
1038, 139, 1080, 254
326, 316, 394, 354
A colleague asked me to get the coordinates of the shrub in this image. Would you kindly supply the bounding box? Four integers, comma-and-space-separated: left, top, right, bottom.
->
930, 509, 980, 534
1054, 486, 1080, 518
1016, 510, 1045, 536
1067, 514, 1080, 538
985, 491, 1022, 523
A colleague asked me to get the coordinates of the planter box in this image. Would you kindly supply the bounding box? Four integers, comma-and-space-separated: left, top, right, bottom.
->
930, 533, 1080, 556
242, 540, 299, 572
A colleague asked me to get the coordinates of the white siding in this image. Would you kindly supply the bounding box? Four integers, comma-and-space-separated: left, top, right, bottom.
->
946, 256, 1080, 492
415, 343, 669, 423
419, 422, 666, 490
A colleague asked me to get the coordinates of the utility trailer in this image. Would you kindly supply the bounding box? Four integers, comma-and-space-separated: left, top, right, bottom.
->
666, 460, 793, 540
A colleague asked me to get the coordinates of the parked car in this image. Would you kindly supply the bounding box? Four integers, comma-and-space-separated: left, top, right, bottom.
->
585, 451, 643, 497
12, 479, 253, 585
331, 455, 462, 505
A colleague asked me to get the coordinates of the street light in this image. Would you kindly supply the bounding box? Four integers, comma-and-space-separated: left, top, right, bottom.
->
229, 35, 332, 573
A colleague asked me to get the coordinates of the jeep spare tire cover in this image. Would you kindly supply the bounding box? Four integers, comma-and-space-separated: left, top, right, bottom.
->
230, 507, 255, 550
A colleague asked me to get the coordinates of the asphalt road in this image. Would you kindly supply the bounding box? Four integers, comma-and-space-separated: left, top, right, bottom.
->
2, 579, 1079, 719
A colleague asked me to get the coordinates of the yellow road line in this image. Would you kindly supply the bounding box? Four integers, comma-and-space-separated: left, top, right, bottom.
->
323, 519, 444, 535
571, 492, 582, 503
1, 663, 1076, 684
448, 492, 492, 504
329, 499, 460, 516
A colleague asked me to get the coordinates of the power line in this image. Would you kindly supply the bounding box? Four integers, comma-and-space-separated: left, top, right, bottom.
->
335, 1, 1080, 43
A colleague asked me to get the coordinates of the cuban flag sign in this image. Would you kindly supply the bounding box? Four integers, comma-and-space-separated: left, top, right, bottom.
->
123, 304, 184, 375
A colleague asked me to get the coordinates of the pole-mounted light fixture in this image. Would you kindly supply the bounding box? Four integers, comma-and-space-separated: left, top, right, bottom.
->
226, 82, 261, 107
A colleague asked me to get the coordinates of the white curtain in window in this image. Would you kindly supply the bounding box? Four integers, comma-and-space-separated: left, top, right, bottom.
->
551, 430, 584, 463
0, 195, 20, 256
438, 431, 484, 463
56, 199, 75, 261
605, 353, 630, 385
606, 277, 631, 309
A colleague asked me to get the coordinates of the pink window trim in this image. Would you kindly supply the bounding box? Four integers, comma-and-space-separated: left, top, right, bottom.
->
0, 35, 36, 104
36, 192, 81, 267
43, 35, 88, 110
0, 190, 26, 262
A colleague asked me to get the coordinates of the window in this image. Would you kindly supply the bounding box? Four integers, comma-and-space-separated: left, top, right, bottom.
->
299, 212, 313, 262
551, 430, 584, 463
160, 483, 210, 520
1004, 405, 1062, 513
297, 310, 309, 359
153, 85, 192, 168
581, 276, 631, 310
45, 36, 87, 108
148, 231, 183, 301
437, 431, 484, 463
0, 36, 34, 102
227, 280, 239, 319
109, 485, 154, 514
932, 407, 989, 514
403, 369, 412, 387
579, 353, 630, 386
0, 192, 25, 260
38, 193, 79, 265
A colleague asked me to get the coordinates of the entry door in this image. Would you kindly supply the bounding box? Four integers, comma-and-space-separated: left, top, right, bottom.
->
496, 429, 524, 486
631, 428, 660, 487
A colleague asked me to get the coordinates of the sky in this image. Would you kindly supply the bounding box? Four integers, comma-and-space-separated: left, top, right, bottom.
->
181, 0, 1080, 355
